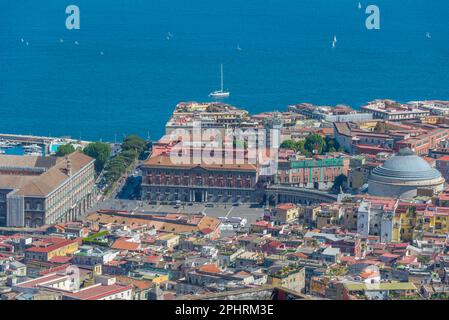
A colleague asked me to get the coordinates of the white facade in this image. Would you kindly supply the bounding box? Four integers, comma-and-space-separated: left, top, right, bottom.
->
357, 201, 370, 236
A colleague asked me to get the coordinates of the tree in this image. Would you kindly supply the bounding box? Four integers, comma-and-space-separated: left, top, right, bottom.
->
332, 174, 348, 192
83, 142, 111, 172
280, 140, 297, 150
280, 139, 309, 155
324, 136, 341, 153
304, 134, 326, 155
56, 144, 75, 157
122, 135, 147, 155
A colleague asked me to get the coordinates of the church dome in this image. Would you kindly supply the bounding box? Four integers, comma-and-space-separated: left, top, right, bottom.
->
370, 148, 442, 182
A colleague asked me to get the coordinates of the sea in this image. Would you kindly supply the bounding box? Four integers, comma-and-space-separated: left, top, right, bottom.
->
1, 0, 448, 142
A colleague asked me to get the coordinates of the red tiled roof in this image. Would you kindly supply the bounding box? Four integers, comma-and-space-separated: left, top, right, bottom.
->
397, 255, 418, 265
289, 252, 308, 259
360, 270, 380, 279
65, 284, 133, 300
198, 264, 221, 274
266, 240, 283, 248
252, 221, 270, 227
26, 238, 78, 254
18, 273, 68, 288
200, 227, 214, 235
340, 256, 357, 264
49, 256, 73, 264
39, 264, 71, 276
276, 203, 296, 210
436, 155, 449, 162
381, 253, 400, 259
111, 238, 140, 251
146, 255, 161, 263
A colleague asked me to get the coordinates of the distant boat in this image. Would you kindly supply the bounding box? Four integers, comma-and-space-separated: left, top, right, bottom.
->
23, 144, 42, 156
100, 51, 104, 55
20, 38, 24, 43
236, 44, 242, 51
74, 41, 79, 45
168, 32, 174, 38
333, 36, 337, 43
25, 42, 29, 46
358, 2, 362, 9
426, 32, 431, 39
0, 141, 15, 148
60, 39, 64, 43
209, 64, 230, 99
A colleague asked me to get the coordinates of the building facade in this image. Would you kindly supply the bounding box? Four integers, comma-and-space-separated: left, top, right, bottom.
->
0, 152, 95, 227
436, 156, 449, 182
361, 100, 430, 121
277, 156, 349, 190
141, 155, 258, 203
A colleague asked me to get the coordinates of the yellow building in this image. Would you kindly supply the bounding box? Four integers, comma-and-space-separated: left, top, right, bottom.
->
155, 233, 180, 249
391, 207, 419, 242
25, 238, 79, 262
267, 265, 305, 293
391, 206, 449, 242
274, 203, 299, 224
422, 208, 449, 235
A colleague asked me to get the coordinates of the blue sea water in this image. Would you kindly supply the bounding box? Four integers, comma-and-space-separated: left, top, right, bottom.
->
1, 146, 24, 155
0, 0, 448, 141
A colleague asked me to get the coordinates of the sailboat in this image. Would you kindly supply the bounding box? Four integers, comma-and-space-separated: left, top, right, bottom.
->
209, 64, 230, 98
332, 36, 337, 48
236, 44, 242, 51
426, 32, 431, 39
358, 2, 362, 9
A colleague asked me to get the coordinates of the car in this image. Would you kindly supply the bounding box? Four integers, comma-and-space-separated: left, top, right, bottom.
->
187, 203, 194, 206
232, 203, 239, 207
205, 203, 214, 208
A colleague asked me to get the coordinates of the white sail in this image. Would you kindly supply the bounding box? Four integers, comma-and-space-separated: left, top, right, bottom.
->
209, 64, 230, 98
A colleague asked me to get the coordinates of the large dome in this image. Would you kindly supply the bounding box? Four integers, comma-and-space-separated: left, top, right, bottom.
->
370, 148, 442, 182
368, 148, 445, 198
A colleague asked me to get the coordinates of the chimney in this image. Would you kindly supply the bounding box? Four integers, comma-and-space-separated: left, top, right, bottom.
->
65, 156, 72, 176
